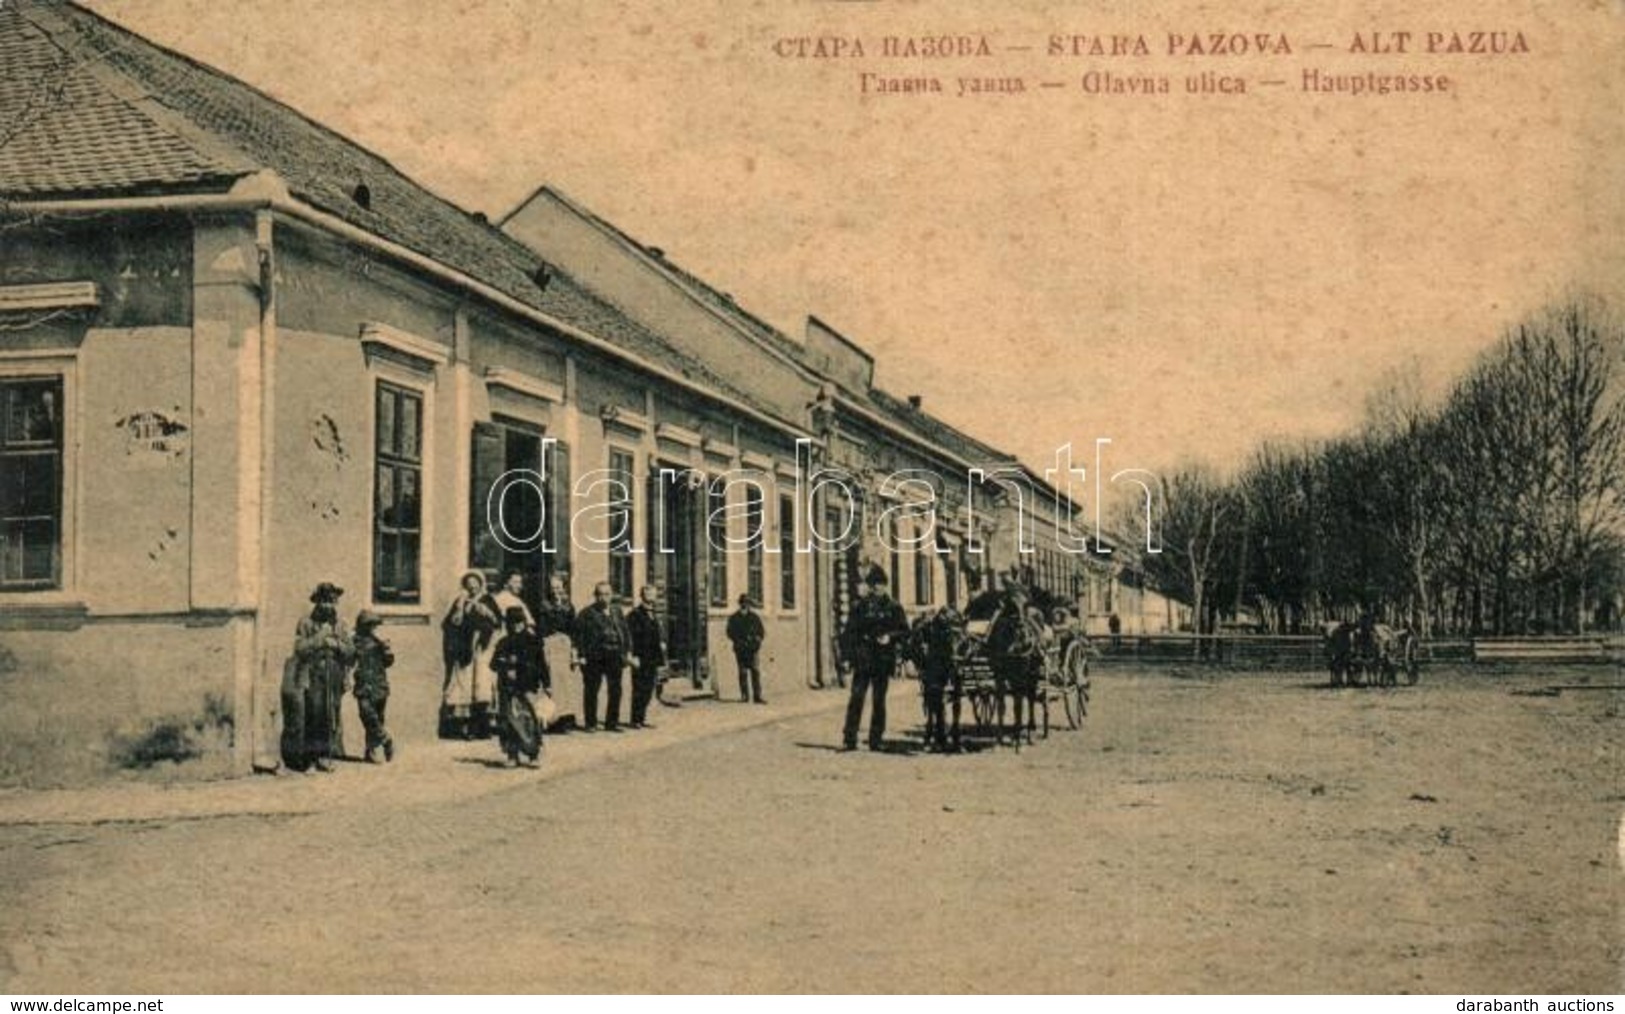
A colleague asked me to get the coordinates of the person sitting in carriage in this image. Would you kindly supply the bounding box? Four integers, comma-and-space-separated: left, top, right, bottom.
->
914, 605, 965, 753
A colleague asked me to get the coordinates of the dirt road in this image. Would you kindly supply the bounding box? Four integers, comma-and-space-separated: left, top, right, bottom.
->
0, 666, 1619, 992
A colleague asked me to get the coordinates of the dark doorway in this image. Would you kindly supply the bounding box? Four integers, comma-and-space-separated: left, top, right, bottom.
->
648, 461, 709, 686
470, 418, 561, 617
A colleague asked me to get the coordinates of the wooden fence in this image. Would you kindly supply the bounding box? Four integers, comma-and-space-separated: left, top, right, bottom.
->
1092, 633, 1612, 669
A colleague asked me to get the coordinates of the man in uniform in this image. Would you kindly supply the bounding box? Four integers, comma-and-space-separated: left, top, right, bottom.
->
576, 581, 632, 731
840, 565, 909, 751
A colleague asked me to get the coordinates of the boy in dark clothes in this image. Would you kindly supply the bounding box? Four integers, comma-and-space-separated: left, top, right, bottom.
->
352, 610, 395, 764
915, 605, 964, 752
490, 605, 548, 767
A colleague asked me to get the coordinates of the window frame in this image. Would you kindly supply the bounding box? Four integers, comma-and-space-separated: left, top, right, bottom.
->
889, 514, 902, 604
744, 481, 764, 608
371, 378, 426, 606
0, 371, 67, 593
913, 520, 934, 608
707, 475, 729, 608
0, 356, 76, 602
607, 445, 637, 601
778, 491, 796, 612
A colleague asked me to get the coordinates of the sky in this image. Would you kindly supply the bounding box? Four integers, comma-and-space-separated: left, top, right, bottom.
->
86, 0, 1625, 478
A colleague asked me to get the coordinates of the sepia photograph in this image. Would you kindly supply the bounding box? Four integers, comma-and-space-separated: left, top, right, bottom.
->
0, 0, 1620, 996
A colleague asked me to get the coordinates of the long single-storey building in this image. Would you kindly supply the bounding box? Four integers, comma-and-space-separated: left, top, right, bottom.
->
0, 1, 1140, 786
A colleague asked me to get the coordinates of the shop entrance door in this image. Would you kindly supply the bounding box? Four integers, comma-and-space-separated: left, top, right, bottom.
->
648, 463, 709, 687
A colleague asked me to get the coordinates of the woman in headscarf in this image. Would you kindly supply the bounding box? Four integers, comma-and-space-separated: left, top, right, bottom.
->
440, 570, 499, 739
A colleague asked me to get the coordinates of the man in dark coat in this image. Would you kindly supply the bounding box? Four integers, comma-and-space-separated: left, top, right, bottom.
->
626, 585, 668, 728
575, 581, 631, 731
841, 566, 909, 751
726, 594, 767, 704
283, 582, 355, 772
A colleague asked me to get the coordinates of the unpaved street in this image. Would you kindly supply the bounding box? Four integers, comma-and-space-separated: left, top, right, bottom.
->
0, 667, 1620, 993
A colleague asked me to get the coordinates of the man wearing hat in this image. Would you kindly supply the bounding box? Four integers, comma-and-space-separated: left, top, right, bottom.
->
840, 565, 909, 751
283, 582, 355, 772
726, 593, 767, 704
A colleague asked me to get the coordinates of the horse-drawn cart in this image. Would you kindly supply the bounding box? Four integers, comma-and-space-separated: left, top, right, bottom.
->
951, 595, 1093, 744
1325, 620, 1420, 687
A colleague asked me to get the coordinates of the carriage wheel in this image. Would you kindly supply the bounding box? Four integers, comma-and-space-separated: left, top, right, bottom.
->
1062, 677, 1084, 730
1060, 643, 1088, 730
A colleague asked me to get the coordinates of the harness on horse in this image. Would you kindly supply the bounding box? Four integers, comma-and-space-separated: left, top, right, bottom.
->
987, 601, 1047, 688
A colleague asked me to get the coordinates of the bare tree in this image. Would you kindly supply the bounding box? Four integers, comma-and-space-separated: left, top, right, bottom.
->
1361, 364, 1446, 635
1142, 465, 1237, 654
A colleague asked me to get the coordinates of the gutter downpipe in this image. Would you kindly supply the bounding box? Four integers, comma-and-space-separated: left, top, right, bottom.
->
251, 207, 277, 772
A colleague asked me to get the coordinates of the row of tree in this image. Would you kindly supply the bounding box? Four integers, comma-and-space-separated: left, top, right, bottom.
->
1137, 298, 1625, 637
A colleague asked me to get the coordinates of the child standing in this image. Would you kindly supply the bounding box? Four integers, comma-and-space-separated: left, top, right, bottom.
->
352, 610, 395, 763
916, 605, 964, 752
490, 605, 547, 767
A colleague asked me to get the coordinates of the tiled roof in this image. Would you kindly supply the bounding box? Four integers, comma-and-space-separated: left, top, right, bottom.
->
540, 274, 773, 413
532, 186, 812, 368
0, 5, 244, 194
534, 186, 1025, 469
862, 387, 1015, 467
0, 2, 788, 425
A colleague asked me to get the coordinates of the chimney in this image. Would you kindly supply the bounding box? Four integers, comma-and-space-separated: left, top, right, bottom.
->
907, 394, 923, 411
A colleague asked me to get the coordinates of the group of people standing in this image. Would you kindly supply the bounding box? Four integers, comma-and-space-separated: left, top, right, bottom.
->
281, 570, 776, 774
281, 562, 1062, 773
440, 571, 774, 767
440, 569, 574, 753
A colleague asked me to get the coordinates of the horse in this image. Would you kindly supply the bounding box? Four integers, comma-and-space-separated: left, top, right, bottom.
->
1324, 619, 1420, 687
1322, 620, 1356, 686
986, 596, 1049, 745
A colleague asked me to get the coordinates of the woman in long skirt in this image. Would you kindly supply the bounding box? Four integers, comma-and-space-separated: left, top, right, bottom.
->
440, 570, 498, 739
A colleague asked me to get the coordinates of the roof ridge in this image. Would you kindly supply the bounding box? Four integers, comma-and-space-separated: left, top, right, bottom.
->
866, 385, 1015, 463
49, 0, 496, 226
20, 2, 256, 179
2, 3, 809, 435
528, 184, 807, 355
